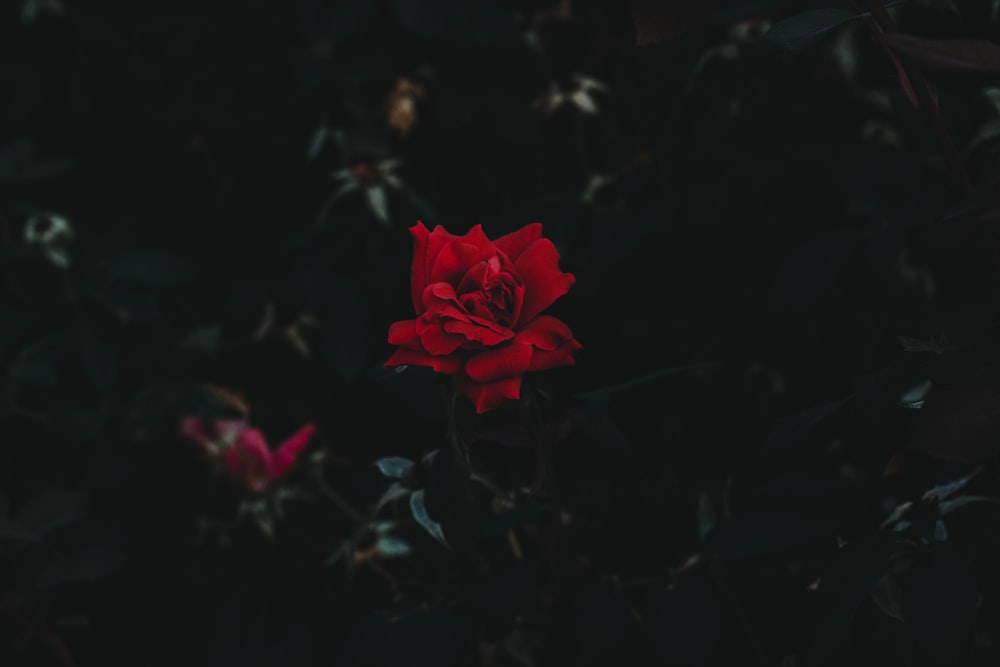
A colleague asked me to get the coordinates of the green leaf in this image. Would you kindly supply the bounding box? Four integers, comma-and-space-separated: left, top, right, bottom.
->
375, 457, 415, 479
764, 9, 859, 51
105, 252, 195, 285
410, 490, 448, 547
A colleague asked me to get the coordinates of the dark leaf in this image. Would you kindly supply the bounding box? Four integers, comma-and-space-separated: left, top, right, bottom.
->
105, 252, 196, 285
645, 575, 721, 667
768, 228, 861, 311
79, 334, 118, 393
763, 396, 852, 455
37, 547, 125, 590
887, 34, 1000, 73
901, 548, 978, 657
410, 490, 448, 547
702, 513, 835, 560
763, 9, 860, 51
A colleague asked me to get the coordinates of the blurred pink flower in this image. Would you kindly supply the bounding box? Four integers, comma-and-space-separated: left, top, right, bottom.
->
180, 416, 316, 493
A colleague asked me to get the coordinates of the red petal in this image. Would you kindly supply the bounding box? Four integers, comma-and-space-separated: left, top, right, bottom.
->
443, 318, 514, 346
271, 423, 316, 478
464, 342, 533, 383
514, 315, 577, 351
429, 240, 483, 286
225, 429, 274, 492
384, 347, 463, 374
457, 224, 497, 259
514, 239, 575, 325
527, 340, 581, 372
494, 223, 542, 262
409, 222, 430, 313
387, 319, 419, 347
417, 320, 466, 355
456, 375, 523, 413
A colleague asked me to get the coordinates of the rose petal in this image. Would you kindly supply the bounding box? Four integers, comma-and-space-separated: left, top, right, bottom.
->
417, 320, 466, 355
464, 342, 533, 383
430, 240, 484, 287
384, 347, 463, 374
458, 224, 497, 259
456, 375, 523, 413
411, 223, 457, 314
528, 340, 581, 372
514, 315, 577, 351
388, 319, 420, 347
271, 423, 316, 479
225, 429, 274, 492
514, 238, 576, 325
443, 318, 514, 346
494, 223, 543, 262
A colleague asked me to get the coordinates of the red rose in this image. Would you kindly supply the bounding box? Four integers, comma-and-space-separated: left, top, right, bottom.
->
385, 222, 581, 413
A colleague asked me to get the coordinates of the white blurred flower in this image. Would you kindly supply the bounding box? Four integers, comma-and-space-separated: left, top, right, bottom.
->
534, 74, 609, 116
23, 212, 73, 269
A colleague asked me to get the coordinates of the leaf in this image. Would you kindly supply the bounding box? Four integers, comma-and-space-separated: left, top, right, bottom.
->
366, 186, 390, 226
177, 324, 222, 354
375, 535, 413, 557
79, 334, 118, 393
763, 9, 860, 51
763, 397, 852, 455
645, 575, 721, 667
375, 457, 415, 479
702, 513, 835, 560
410, 490, 448, 547
768, 229, 861, 311
105, 252, 195, 285
901, 548, 978, 656
17, 487, 88, 534
375, 483, 412, 512
887, 34, 1000, 73
37, 547, 125, 590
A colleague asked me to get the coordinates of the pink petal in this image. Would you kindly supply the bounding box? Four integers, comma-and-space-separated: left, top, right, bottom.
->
225, 429, 274, 492
271, 423, 316, 478
464, 342, 533, 383
494, 223, 542, 262
514, 239, 576, 325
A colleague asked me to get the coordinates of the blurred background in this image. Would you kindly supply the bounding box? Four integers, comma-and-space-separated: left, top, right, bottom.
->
3, 0, 1000, 665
